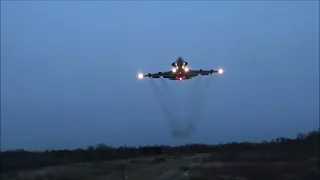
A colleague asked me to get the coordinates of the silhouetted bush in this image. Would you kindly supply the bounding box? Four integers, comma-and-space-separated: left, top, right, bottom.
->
1, 130, 319, 174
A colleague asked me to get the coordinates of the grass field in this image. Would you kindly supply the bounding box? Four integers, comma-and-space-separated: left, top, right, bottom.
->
2, 154, 319, 180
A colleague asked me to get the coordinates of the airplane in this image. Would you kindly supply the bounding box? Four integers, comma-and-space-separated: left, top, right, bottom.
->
137, 57, 224, 81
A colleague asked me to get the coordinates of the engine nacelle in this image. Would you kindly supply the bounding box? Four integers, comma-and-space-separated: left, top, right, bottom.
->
200, 69, 203, 72
210, 69, 213, 74
148, 73, 151, 77
158, 72, 162, 76
184, 62, 188, 66
171, 63, 176, 67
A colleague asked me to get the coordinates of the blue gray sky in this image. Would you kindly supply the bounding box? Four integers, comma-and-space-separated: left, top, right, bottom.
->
1, 1, 319, 151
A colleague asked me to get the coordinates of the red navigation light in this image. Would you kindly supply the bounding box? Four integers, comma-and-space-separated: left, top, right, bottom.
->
179, 76, 183, 81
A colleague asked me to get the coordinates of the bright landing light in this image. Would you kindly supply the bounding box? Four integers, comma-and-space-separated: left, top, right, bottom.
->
184, 67, 189, 72
172, 68, 177, 73
218, 68, 224, 74
138, 73, 143, 79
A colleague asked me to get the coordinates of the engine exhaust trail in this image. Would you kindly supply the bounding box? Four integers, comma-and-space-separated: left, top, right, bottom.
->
159, 78, 193, 137
156, 78, 196, 138
148, 75, 215, 138
160, 78, 199, 138
159, 78, 176, 105
149, 79, 180, 134
160, 76, 213, 138
188, 75, 214, 120
184, 75, 214, 133
149, 79, 174, 117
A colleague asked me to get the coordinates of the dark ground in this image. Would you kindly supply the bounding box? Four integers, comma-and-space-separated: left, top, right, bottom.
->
1, 130, 319, 180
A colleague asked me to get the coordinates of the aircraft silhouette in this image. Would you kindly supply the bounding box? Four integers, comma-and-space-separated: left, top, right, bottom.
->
137, 57, 223, 81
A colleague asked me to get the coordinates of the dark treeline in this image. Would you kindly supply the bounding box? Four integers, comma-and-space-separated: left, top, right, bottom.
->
1, 130, 319, 174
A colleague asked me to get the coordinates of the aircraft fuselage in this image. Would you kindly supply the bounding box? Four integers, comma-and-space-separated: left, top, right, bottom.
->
170, 57, 191, 80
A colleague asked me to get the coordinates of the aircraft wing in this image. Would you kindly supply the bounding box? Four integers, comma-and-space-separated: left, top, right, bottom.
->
187, 69, 221, 76
140, 71, 174, 79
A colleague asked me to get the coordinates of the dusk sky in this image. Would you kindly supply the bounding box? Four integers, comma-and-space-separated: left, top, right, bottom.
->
1, 1, 319, 151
